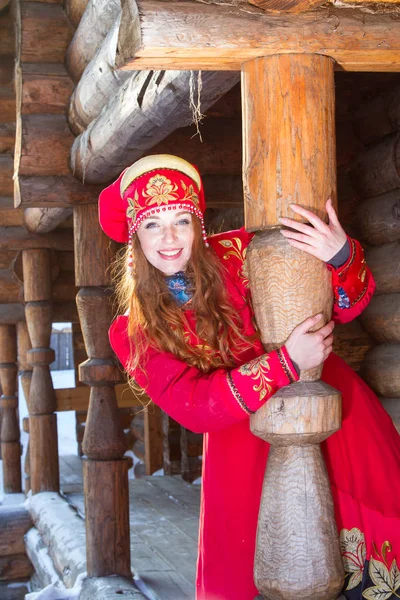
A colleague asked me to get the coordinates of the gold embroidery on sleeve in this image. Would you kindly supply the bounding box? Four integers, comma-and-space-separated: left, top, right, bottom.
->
238, 355, 273, 402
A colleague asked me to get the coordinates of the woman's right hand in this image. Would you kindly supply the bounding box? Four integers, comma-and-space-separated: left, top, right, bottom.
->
285, 314, 334, 372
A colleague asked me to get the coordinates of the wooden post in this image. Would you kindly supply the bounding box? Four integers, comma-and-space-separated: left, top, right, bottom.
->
22, 249, 59, 493
17, 321, 33, 493
242, 54, 344, 599
74, 204, 131, 577
0, 324, 22, 493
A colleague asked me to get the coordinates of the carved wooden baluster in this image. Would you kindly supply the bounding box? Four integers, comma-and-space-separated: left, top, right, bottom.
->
74, 204, 131, 577
22, 249, 59, 493
242, 54, 344, 599
17, 321, 33, 493
0, 324, 22, 493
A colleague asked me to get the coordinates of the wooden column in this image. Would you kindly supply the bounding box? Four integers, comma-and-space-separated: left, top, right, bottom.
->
0, 324, 21, 493
74, 204, 131, 577
242, 54, 344, 599
22, 249, 59, 493
17, 320, 33, 493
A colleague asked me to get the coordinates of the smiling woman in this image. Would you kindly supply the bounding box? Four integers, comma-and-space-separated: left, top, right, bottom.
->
98, 154, 400, 600
136, 210, 195, 275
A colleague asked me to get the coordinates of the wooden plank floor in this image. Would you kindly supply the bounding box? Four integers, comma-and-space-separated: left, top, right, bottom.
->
59, 455, 200, 600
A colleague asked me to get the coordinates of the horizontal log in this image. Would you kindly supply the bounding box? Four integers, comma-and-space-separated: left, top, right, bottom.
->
0, 506, 31, 557
55, 383, 144, 412
0, 56, 14, 86
71, 69, 240, 183
0, 303, 25, 323
360, 343, 400, 397
18, 114, 74, 177
116, 1, 400, 71
0, 227, 73, 251
65, 0, 89, 28
248, 0, 325, 13
0, 270, 21, 303
356, 189, 400, 245
365, 242, 400, 295
350, 133, 400, 199
332, 319, 374, 372
0, 553, 33, 581
20, 63, 74, 115
360, 293, 400, 344
380, 397, 400, 433
0, 87, 15, 122
68, 16, 133, 135
0, 10, 14, 57
24, 208, 73, 233
0, 250, 18, 269
20, 2, 74, 63
0, 122, 15, 153
66, 0, 121, 83
0, 155, 13, 196
15, 175, 102, 208
0, 198, 24, 227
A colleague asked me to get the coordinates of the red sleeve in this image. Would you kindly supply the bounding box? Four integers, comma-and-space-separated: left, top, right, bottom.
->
109, 316, 298, 434
327, 236, 376, 324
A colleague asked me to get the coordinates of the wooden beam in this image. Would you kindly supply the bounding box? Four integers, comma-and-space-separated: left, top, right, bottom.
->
0, 155, 13, 196
24, 208, 73, 233
68, 16, 133, 135
70, 70, 240, 183
360, 293, 400, 344
20, 2, 74, 64
15, 175, 102, 208
0, 227, 73, 251
55, 383, 144, 412
248, 0, 325, 13
116, 0, 400, 72
0, 123, 15, 154
356, 189, 400, 245
0, 198, 24, 227
19, 64, 74, 115
66, 0, 121, 83
366, 241, 400, 294
65, 0, 89, 28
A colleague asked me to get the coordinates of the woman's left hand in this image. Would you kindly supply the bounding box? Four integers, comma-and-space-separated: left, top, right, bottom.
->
278, 198, 347, 262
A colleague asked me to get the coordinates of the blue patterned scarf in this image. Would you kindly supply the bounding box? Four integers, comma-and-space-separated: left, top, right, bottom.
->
165, 271, 193, 306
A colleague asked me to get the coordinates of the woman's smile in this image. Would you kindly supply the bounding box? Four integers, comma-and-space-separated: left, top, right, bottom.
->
136, 210, 195, 275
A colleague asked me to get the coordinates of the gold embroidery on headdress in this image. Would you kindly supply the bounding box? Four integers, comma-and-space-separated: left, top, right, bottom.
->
126, 191, 141, 221
142, 175, 179, 206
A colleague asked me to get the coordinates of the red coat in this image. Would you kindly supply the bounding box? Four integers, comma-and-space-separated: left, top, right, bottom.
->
110, 229, 400, 600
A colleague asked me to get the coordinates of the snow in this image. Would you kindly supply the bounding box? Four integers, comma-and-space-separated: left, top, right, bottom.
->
24, 572, 86, 600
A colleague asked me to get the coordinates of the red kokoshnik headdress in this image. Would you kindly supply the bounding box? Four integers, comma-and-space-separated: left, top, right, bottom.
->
98, 155, 208, 253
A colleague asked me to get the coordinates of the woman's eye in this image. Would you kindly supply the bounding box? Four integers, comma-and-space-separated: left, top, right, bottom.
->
177, 219, 190, 225
144, 222, 158, 229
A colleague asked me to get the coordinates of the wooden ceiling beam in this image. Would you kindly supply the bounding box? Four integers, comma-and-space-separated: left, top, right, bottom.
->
0, 227, 73, 251
71, 69, 240, 183
16, 176, 103, 208
69, 16, 133, 135
66, 0, 120, 82
23, 208, 73, 233
116, 0, 400, 72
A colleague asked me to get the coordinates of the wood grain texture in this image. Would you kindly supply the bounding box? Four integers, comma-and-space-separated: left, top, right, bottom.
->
0, 324, 22, 493
248, 0, 325, 13
116, 0, 400, 71
83, 459, 131, 577
16, 175, 103, 208
0, 506, 31, 557
361, 343, 400, 397
24, 208, 73, 233
246, 231, 333, 381
65, 0, 89, 28
20, 63, 74, 115
243, 54, 343, 598
66, 0, 121, 83
242, 54, 336, 230
360, 293, 400, 343
0, 553, 33, 581
332, 319, 373, 371
22, 249, 59, 493
20, 2, 74, 63
254, 443, 343, 600
356, 189, 400, 245
70, 71, 239, 183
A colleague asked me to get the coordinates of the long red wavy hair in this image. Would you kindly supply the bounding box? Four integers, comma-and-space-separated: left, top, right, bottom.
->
114, 218, 257, 383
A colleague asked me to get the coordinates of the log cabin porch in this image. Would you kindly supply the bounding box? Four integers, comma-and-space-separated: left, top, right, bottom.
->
1, 0, 400, 598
